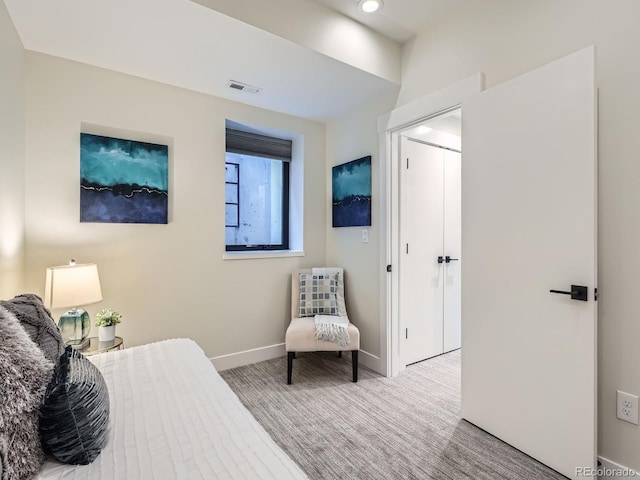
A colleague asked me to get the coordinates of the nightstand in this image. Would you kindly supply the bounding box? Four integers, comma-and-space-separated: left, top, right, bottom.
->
79, 336, 124, 356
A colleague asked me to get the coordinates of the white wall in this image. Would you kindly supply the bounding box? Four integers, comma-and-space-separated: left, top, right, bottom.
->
23, 52, 327, 360
326, 94, 397, 367
0, 2, 25, 298
397, 0, 640, 471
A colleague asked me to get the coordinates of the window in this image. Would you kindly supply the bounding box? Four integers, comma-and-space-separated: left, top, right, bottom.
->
225, 127, 291, 251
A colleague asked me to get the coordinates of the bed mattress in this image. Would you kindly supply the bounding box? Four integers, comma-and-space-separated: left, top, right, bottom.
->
36, 339, 307, 479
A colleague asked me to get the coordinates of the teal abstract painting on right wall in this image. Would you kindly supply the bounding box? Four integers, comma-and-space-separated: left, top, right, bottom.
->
332, 156, 371, 227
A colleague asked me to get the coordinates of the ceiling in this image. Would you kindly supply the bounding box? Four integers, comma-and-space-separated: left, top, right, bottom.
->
402, 109, 461, 151
309, 0, 467, 44
4, 0, 466, 121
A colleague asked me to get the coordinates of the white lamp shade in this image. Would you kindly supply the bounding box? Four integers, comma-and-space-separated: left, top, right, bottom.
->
44, 263, 103, 309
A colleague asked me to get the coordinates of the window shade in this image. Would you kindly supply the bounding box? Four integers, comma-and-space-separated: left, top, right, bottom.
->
226, 129, 292, 162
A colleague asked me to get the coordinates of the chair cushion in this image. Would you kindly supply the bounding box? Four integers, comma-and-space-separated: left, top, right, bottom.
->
0, 306, 54, 480
286, 317, 360, 352
0, 293, 65, 363
298, 273, 340, 317
40, 345, 110, 465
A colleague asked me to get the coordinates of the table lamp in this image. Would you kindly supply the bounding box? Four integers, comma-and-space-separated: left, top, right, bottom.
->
44, 259, 103, 349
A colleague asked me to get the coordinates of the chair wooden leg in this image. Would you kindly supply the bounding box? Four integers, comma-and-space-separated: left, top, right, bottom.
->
338, 351, 342, 358
352, 350, 358, 382
287, 352, 295, 385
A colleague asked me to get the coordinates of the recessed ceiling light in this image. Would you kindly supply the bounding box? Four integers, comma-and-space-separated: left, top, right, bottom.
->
358, 0, 383, 14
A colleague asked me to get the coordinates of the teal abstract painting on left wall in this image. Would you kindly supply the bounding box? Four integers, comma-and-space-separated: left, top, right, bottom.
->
80, 133, 168, 224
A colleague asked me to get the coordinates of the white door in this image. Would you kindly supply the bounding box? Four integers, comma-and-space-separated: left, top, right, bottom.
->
400, 138, 462, 365
461, 46, 597, 479
400, 137, 444, 365
443, 149, 461, 353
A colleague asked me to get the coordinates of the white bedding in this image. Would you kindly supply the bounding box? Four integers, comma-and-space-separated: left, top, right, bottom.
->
36, 339, 307, 479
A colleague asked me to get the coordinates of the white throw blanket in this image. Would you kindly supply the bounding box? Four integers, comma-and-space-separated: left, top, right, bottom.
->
314, 315, 350, 347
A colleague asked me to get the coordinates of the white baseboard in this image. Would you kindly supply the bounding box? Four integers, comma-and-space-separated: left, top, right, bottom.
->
358, 349, 382, 374
211, 343, 286, 371
596, 457, 639, 480
211, 344, 383, 374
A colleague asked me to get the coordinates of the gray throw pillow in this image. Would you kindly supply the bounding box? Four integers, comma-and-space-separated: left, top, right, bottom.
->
40, 346, 110, 465
299, 273, 340, 317
0, 306, 54, 480
0, 294, 65, 363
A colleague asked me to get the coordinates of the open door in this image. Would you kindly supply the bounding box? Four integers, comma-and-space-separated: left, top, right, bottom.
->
461, 46, 597, 479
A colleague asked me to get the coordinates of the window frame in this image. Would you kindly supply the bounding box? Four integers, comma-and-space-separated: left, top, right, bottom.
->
224, 134, 291, 252
224, 162, 240, 228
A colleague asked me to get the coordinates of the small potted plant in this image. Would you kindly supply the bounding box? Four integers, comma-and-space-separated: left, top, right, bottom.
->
95, 308, 122, 342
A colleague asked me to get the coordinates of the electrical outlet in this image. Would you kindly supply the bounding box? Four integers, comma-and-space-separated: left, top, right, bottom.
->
616, 391, 639, 425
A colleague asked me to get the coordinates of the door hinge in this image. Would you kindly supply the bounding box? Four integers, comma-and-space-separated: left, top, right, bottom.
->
406, 243, 409, 254
386, 264, 392, 272
406, 157, 409, 169
595, 287, 598, 301
405, 328, 408, 339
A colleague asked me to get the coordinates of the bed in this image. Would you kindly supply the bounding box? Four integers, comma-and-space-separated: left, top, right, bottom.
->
36, 338, 307, 480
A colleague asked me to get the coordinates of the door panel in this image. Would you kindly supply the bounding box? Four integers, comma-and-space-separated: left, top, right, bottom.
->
443, 150, 461, 352
461, 47, 596, 479
400, 138, 444, 365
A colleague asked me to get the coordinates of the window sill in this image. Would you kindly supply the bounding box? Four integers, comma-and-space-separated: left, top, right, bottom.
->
222, 250, 305, 261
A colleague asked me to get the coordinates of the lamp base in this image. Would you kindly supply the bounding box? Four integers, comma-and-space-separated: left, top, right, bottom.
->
69, 337, 90, 350
58, 308, 91, 345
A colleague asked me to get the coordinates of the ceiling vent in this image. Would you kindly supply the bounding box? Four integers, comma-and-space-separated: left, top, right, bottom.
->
226, 80, 262, 94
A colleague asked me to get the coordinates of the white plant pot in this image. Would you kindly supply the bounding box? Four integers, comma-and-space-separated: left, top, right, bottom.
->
98, 325, 115, 342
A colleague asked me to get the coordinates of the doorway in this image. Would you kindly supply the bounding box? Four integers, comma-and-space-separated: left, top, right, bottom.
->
398, 109, 462, 366
378, 73, 482, 379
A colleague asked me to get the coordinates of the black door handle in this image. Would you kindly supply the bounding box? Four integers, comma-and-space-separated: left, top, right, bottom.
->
549, 285, 588, 301
445, 256, 459, 263
437, 256, 444, 264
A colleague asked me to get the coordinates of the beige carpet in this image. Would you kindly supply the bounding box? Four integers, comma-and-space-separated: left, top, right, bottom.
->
220, 350, 565, 480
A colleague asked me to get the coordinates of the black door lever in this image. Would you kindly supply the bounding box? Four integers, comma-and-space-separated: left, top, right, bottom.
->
549, 285, 588, 301
445, 256, 459, 263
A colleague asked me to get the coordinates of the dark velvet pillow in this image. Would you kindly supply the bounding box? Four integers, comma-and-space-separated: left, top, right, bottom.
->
39, 346, 110, 465
0, 294, 65, 363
